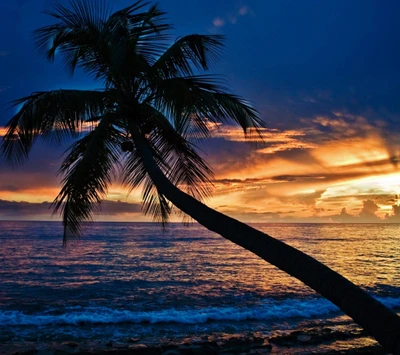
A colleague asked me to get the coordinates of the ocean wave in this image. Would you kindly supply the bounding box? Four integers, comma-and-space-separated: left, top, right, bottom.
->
0, 296, 399, 326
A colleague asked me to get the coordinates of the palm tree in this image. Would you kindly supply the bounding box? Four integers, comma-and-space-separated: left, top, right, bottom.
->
2, 1, 400, 353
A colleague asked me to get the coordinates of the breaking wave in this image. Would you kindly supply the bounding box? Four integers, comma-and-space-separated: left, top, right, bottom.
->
1, 296, 399, 326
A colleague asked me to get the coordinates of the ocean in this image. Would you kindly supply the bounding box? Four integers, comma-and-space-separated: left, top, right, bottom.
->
0, 221, 399, 354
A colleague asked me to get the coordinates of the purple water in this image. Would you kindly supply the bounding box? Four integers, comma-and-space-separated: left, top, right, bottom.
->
0, 222, 399, 353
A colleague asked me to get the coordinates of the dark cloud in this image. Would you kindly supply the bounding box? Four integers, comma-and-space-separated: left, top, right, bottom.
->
0, 199, 143, 220
100, 200, 142, 215
217, 207, 283, 221
0, 199, 51, 216
223, 201, 400, 224
0, 155, 61, 193
212, 177, 266, 185
385, 205, 400, 222
298, 190, 325, 207
330, 200, 399, 223
359, 200, 380, 221
0, 170, 60, 192
271, 175, 325, 182
321, 194, 397, 206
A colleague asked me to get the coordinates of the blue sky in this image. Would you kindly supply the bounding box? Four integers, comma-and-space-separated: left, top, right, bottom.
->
0, 0, 399, 222
2, 0, 399, 127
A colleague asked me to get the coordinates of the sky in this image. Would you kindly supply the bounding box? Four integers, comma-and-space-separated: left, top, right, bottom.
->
0, 0, 399, 223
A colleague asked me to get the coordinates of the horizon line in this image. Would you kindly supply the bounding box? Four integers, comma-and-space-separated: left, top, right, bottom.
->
0, 220, 399, 225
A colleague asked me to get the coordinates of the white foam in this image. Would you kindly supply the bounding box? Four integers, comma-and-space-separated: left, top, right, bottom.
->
0, 296, 398, 326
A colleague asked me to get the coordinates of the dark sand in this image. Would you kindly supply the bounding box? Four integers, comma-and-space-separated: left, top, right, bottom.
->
6, 328, 388, 355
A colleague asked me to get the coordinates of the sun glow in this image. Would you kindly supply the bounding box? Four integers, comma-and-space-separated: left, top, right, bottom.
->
0, 126, 8, 136
311, 136, 389, 168
323, 172, 400, 199
0, 188, 62, 203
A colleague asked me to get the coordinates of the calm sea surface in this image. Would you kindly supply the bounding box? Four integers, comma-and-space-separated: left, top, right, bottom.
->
0, 222, 399, 353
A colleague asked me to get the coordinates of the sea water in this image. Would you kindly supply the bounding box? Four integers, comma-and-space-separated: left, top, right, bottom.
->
0, 222, 399, 353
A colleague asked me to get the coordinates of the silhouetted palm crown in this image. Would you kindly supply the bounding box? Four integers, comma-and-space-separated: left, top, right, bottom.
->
2, 0, 263, 242
4, 2, 400, 352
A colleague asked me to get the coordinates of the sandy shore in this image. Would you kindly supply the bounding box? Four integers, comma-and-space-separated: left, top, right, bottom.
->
6, 328, 388, 355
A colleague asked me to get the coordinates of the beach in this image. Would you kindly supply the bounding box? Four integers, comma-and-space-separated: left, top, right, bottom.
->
1, 330, 388, 354
1, 327, 389, 355
0, 222, 399, 355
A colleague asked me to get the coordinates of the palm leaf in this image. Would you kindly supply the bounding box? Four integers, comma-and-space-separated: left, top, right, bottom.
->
1, 89, 108, 165
143, 105, 214, 199
52, 114, 122, 244
2, 0, 265, 239
102, 2, 170, 86
150, 75, 264, 139
151, 34, 225, 78
35, 0, 112, 75
121, 145, 172, 224
35, 0, 170, 84
121, 106, 213, 223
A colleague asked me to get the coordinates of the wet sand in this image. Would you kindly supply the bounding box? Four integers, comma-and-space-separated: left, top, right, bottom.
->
6, 328, 388, 355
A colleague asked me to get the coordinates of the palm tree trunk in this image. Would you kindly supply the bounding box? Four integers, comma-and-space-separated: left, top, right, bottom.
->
132, 128, 400, 354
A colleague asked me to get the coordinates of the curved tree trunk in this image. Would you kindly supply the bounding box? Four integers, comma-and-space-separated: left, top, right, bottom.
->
132, 129, 400, 354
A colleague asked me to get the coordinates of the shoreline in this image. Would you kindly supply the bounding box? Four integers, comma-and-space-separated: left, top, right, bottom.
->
6, 329, 387, 355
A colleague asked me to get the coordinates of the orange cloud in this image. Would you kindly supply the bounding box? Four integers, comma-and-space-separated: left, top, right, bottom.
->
0, 199, 151, 221
0, 121, 97, 140
197, 113, 400, 222
311, 135, 388, 168
1, 111, 399, 223
208, 125, 318, 153
0, 126, 8, 136
0, 187, 62, 203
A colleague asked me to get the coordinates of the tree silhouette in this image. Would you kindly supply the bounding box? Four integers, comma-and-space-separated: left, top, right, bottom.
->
2, 1, 400, 353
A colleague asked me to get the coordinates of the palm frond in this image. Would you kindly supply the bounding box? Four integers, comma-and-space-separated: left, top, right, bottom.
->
52, 115, 122, 244
142, 181, 172, 225
35, 0, 111, 75
119, 129, 172, 224
35, 0, 170, 85
45, 0, 110, 29
142, 105, 214, 200
68, 0, 111, 28
121, 106, 213, 223
124, 150, 172, 224
208, 92, 265, 139
103, 1, 170, 82
1, 89, 108, 166
152, 34, 224, 78
6, 0, 266, 235
151, 75, 264, 140
133, 4, 171, 64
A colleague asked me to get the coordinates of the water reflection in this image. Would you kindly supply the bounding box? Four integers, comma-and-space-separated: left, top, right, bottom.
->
0, 221, 399, 352
1, 222, 399, 304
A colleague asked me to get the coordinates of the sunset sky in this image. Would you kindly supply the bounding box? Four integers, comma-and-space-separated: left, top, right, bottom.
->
0, 0, 399, 222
